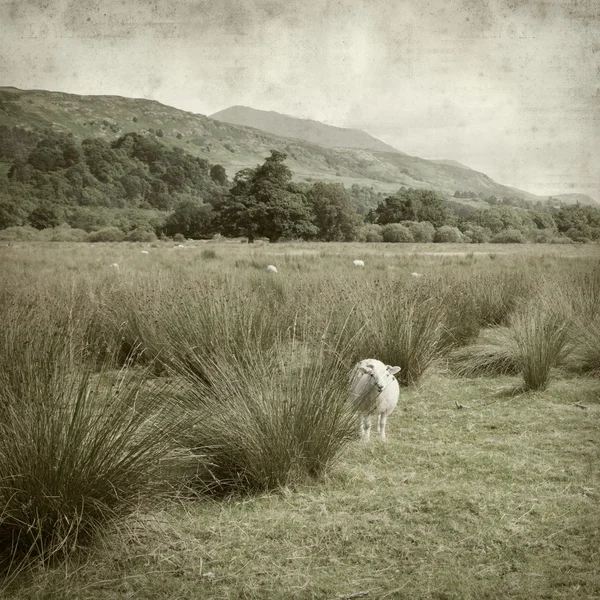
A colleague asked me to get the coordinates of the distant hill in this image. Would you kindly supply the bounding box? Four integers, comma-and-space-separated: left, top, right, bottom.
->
210, 105, 402, 155
2, 86, 594, 207
552, 193, 599, 207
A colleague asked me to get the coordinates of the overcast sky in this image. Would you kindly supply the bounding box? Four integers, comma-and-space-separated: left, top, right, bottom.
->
1, 0, 599, 199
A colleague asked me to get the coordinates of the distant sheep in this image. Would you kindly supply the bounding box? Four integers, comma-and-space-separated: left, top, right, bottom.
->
266, 265, 278, 273
109, 263, 120, 270
141, 250, 149, 255
353, 260, 365, 267
349, 359, 401, 440
176, 244, 185, 248
411, 272, 423, 278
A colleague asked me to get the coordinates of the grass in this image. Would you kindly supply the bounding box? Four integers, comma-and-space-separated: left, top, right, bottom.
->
0, 241, 598, 598
4, 374, 599, 599
511, 292, 573, 391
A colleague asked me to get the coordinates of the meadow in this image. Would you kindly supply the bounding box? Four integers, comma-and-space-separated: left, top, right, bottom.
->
0, 240, 598, 599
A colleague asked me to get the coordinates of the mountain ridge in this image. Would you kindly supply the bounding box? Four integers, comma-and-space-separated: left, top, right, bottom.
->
0, 87, 597, 207
210, 105, 403, 155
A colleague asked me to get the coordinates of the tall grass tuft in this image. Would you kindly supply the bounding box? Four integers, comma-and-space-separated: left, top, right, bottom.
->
569, 317, 600, 376
362, 284, 445, 386
0, 305, 179, 570
511, 295, 572, 391
169, 323, 359, 495
452, 289, 573, 390
0, 366, 178, 570
473, 269, 537, 326
450, 327, 522, 377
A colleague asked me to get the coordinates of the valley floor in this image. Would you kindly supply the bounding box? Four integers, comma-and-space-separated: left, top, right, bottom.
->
6, 373, 599, 600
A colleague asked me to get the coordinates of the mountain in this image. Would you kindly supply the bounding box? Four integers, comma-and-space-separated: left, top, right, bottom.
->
2, 86, 595, 207
210, 105, 402, 155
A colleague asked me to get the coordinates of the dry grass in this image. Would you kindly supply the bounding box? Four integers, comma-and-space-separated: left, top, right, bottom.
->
0, 241, 598, 597
4, 374, 599, 599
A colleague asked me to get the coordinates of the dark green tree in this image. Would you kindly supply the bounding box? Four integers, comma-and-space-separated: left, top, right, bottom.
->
216, 151, 317, 242
28, 202, 61, 230
210, 164, 228, 186
307, 182, 363, 241
373, 188, 448, 227
163, 200, 216, 239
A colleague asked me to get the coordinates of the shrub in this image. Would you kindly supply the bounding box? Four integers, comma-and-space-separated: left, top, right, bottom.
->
46, 224, 88, 242
0, 225, 42, 241
173, 233, 186, 243
434, 225, 463, 243
402, 220, 435, 242
565, 227, 590, 242
125, 228, 157, 242
463, 225, 491, 244
551, 235, 573, 244
532, 228, 558, 243
381, 223, 414, 243
359, 224, 382, 242
491, 228, 525, 243
86, 227, 125, 242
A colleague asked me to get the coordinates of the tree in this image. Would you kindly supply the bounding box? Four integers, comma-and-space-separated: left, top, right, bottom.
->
28, 203, 61, 230
163, 200, 216, 239
210, 164, 228, 186
216, 151, 317, 242
307, 182, 363, 241
554, 204, 600, 241
373, 188, 448, 227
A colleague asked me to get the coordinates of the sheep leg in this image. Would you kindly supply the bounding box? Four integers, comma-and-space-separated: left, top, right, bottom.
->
362, 417, 371, 441
376, 414, 382, 434
379, 414, 388, 440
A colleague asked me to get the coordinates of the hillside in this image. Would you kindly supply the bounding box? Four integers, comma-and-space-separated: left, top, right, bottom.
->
431, 159, 473, 170
553, 193, 599, 207
210, 105, 402, 154
1, 87, 595, 206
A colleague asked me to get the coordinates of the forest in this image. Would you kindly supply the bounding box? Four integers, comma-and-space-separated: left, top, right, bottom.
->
1, 126, 599, 244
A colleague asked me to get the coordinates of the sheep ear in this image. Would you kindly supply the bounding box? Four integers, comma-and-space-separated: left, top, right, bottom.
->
387, 365, 401, 375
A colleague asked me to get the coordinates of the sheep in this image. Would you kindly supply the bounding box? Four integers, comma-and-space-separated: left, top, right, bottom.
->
352, 259, 365, 267
176, 244, 185, 248
141, 250, 149, 255
266, 265, 278, 273
349, 359, 401, 440
411, 272, 423, 278
109, 263, 120, 270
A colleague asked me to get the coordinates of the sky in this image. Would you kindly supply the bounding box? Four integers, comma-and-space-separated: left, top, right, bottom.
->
1, 0, 599, 199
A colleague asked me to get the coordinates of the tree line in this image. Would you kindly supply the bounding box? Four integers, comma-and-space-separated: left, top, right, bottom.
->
0, 129, 599, 244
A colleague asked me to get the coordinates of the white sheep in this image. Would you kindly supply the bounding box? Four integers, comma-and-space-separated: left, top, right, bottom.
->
109, 263, 120, 270
411, 272, 423, 278
353, 259, 365, 267
176, 244, 185, 248
266, 265, 278, 273
349, 359, 401, 440
141, 250, 149, 255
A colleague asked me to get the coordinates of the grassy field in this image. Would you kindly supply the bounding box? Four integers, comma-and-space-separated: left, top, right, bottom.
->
0, 241, 598, 599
